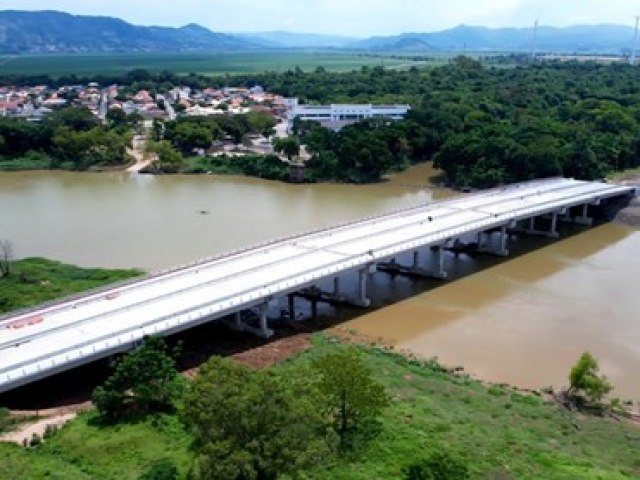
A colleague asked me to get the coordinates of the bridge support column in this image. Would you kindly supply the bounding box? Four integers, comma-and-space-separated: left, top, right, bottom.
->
356, 268, 371, 307
432, 247, 447, 279
287, 294, 296, 322
497, 226, 509, 257
331, 277, 346, 302
574, 204, 594, 226
412, 251, 420, 270
234, 312, 242, 330
257, 303, 274, 339
548, 213, 560, 238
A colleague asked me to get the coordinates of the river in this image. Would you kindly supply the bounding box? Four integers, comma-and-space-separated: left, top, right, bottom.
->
1, 166, 639, 399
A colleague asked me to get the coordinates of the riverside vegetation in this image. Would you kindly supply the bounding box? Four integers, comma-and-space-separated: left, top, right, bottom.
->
0, 335, 638, 479
0, 258, 141, 315
2, 58, 640, 185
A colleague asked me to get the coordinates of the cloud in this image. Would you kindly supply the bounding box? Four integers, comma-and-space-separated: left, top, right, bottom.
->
0, 0, 637, 36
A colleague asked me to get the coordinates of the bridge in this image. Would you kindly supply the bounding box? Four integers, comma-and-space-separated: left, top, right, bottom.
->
0, 178, 635, 393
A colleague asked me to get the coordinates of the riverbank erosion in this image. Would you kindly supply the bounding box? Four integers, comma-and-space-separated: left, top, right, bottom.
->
0, 335, 639, 479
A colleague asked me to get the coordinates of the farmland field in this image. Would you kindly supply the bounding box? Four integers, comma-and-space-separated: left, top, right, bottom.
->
0, 51, 433, 77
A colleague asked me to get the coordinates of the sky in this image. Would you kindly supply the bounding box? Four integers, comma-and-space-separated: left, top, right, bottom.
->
0, 0, 638, 37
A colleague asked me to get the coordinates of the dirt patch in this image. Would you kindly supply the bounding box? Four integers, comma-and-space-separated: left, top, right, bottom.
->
1, 412, 78, 445
10, 401, 92, 418
183, 333, 312, 379
231, 334, 312, 369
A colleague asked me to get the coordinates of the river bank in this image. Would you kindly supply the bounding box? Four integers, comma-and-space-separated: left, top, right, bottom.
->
1, 335, 639, 479
0, 258, 141, 316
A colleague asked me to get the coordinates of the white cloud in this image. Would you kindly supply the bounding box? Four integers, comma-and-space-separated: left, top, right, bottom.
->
0, 0, 637, 36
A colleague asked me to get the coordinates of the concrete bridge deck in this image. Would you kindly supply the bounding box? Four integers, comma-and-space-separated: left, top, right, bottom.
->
0, 178, 635, 393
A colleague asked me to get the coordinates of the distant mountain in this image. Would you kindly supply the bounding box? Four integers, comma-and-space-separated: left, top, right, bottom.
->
0, 11, 636, 55
0, 10, 258, 53
349, 24, 637, 53
234, 31, 359, 48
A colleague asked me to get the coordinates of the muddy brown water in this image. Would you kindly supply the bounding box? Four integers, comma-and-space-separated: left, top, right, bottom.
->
1, 165, 639, 399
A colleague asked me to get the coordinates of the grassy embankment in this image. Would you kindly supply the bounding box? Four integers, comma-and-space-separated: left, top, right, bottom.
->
0, 258, 142, 315
1, 336, 639, 479
0, 152, 53, 172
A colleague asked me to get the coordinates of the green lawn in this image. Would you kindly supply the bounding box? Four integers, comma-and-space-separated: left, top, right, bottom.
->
1, 336, 639, 479
0, 51, 431, 77
0, 258, 142, 315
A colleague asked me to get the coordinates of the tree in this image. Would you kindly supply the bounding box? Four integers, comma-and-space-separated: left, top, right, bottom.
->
145, 140, 185, 174
568, 352, 613, 404
92, 336, 183, 420
246, 111, 277, 138
106, 108, 128, 127
52, 127, 130, 170
171, 122, 213, 154
48, 106, 99, 132
404, 450, 470, 480
312, 347, 389, 450
273, 136, 300, 161
151, 119, 164, 142
182, 356, 331, 480
0, 239, 13, 277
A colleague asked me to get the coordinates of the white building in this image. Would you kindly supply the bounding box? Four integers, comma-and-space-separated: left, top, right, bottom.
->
285, 98, 410, 132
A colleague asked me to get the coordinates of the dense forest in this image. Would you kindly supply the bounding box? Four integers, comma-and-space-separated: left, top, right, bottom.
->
224, 59, 640, 186
248, 58, 640, 186
2, 58, 640, 186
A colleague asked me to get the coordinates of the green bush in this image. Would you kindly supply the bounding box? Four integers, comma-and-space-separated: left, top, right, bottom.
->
404, 450, 470, 480
137, 459, 179, 480
29, 432, 42, 448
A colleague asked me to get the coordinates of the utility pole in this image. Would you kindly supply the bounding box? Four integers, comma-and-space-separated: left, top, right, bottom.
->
631, 16, 639, 66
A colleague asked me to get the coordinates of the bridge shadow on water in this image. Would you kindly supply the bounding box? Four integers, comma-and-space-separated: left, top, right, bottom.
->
0, 204, 630, 410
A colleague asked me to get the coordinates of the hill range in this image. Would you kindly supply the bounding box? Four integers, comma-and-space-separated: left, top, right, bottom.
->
0, 10, 636, 54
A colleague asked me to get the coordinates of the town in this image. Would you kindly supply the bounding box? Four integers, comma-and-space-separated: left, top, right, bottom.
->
0, 82, 288, 124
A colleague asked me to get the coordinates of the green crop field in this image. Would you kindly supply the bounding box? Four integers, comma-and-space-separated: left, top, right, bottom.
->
0, 51, 433, 78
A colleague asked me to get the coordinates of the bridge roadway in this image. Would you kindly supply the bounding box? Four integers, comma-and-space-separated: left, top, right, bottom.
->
0, 178, 635, 393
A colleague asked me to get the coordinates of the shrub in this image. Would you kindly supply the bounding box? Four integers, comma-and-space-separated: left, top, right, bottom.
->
404, 450, 470, 480
137, 459, 179, 480
29, 432, 42, 447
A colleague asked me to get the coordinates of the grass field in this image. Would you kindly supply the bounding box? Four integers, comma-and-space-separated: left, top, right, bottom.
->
1, 336, 639, 479
0, 258, 142, 315
0, 51, 432, 77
